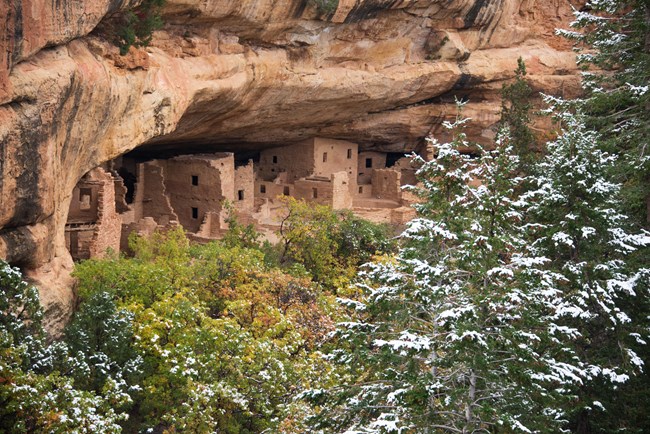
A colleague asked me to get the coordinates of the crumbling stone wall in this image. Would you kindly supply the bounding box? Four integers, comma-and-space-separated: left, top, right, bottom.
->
331, 171, 353, 209
234, 160, 254, 212
256, 171, 293, 200
120, 217, 158, 253
371, 168, 402, 201
257, 139, 315, 182
67, 181, 100, 224
65, 168, 121, 260
134, 161, 178, 225
294, 177, 333, 206
89, 169, 122, 258
358, 151, 387, 184
393, 156, 418, 186
313, 138, 358, 190
163, 154, 233, 233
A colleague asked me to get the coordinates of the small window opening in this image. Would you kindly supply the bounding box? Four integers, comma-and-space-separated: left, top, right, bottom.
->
238, 190, 245, 201
312, 188, 318, 199
359, 186, 363, 194
260, 184, 266, 194
191, 175, 198, 186
79, 188, 92, 210
272, 156, 278, 164
323, 152, 328, 163
191, 207, 198, 219
365, 158, 372, 168
347, 149, 352, 159
283, 186, 290, 196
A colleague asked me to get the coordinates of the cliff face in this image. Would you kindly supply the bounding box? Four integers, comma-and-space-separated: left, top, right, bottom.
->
0, 0, 582, 332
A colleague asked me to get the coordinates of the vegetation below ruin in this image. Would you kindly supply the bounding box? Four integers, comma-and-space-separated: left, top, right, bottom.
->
0, 202, 396, 433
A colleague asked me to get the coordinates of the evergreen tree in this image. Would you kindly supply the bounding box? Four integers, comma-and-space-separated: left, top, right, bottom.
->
560, 0, 650, 225
311, 107, 587, 433
556, 3, 650, 429
525, 99, 650, 433
0, 260, 130, 433
499, 57, 537, 174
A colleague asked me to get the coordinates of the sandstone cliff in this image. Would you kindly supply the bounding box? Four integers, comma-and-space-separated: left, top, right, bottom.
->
0, 0, 582, 333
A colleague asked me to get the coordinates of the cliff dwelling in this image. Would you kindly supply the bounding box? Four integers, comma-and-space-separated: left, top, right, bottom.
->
65, 168, 122, 261
64, 137, 420, 260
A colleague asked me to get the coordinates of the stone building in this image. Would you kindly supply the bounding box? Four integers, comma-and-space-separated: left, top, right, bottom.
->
123, 153, 254, 242
256, 137, 358, 210
66, 138, 421, 261
65, 168, 122, 260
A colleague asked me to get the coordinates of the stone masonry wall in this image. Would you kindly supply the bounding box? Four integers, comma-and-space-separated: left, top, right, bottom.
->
371, 168, 401, 201
258, 140, 316, 182
164, 154, 234, 233
88, 168, 121, 258
312, 138, 358, 190
234, 160, 255, 212
358, 152, 387, 184
135, 161, 178, 225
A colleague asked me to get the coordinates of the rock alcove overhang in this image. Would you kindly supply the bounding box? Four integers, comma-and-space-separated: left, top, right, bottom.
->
0, 0, 584, 334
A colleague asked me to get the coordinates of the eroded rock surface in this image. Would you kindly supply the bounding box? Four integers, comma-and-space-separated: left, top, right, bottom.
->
0, 0, 583, 332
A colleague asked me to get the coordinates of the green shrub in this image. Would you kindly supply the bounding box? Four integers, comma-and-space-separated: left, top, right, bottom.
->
117, 0, 166, 55
309, 0, 339, 14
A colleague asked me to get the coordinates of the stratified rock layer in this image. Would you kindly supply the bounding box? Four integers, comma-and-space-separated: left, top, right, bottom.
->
0, 0, 583, 333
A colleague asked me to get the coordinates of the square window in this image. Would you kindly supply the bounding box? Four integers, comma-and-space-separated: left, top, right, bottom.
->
365, 158, 372, 168
79, 188, 92, 210
260, 184, 266, 194
238, 190, 245, 201
191, 175, 198, 186
191, 207, 198, 219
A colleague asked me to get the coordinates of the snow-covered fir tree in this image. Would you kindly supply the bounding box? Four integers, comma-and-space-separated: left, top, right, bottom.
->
523, 99, 650, 431
558, 0, 650, 224
311, 106, 594, 433
0, 260, 133, 433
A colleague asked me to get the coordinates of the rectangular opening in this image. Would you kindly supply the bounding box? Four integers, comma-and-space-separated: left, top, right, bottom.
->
358, 186, 363, 194
312, 188, 318, 199
347, 149, 352, 159
191, 175, 199, 186
69, 231, 78, 255
283, 186, 290, 196
79, 188, 92, 210
191, 207, 198, 219
260, 184, 266, 194
323, 152, 328, 163
238, 190, 245, 201
365, 158, 372, 168
272, 156, 278, 164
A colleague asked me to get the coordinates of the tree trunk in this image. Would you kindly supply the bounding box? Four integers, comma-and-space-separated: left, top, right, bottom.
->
464, 369, 477, 433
